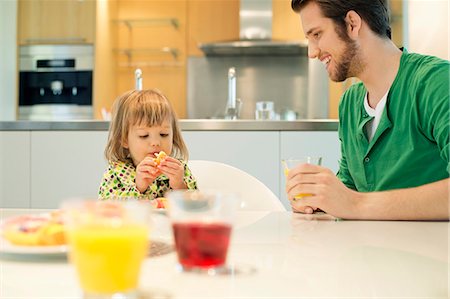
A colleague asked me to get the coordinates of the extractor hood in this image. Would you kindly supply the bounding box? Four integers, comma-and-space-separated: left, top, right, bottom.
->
199, 0, 308, 56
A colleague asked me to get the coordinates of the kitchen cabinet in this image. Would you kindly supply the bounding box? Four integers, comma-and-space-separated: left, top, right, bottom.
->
18, 0, 96, 45
0, 129, 340, 209
272, 0, 305, 41
183, 131, 280, 201
0, 132, 31, 208
187, 0, 239, 56
30, 131, 108, 208
113, 0, 187, 118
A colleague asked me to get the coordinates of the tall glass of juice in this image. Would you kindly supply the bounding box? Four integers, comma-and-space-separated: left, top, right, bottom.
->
62, 199, 151, 299
166, 190, 237, 274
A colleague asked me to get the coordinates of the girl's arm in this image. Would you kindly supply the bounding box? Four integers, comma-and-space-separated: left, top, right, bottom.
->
98, 162, 143, 198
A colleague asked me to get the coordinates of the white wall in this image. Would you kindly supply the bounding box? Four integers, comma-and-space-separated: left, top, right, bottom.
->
0, 0, 18, 120
407, 0, 449, 60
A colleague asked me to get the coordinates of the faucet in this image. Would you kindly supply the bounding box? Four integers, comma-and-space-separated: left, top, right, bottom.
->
135, 69, 142, 90
224, 67, 241, 119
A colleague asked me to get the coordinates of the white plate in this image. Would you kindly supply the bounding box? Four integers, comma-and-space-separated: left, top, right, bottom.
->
154, 208, 167, 215
0, 237, 68, 257
0, 212, 68, 258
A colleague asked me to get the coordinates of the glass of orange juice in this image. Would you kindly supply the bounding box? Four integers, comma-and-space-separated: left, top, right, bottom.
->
282, 157, 323, 200
62, 199, 151, 299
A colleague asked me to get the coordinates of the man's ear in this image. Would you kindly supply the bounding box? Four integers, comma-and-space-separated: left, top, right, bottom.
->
345, 10, 362, 39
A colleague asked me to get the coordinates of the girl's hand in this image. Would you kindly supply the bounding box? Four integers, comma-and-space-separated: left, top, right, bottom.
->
158, 157, 186, 189
135, 157, 161, 193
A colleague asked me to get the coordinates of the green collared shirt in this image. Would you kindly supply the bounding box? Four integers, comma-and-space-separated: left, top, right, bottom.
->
337, 49, 450, 192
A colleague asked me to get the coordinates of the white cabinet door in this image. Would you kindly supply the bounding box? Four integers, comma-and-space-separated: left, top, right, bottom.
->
279, 131, 340, 207
0, 132, 31, 208
183, 131, 280, 200
31, 131, 108, 208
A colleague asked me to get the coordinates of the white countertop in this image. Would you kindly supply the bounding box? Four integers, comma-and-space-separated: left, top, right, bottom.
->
1, 209, 448, 298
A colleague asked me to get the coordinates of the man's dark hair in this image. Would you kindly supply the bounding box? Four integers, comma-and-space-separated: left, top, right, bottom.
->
291, 0, 392, 40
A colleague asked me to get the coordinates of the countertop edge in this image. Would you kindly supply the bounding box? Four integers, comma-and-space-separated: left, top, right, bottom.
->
0, 120, 339, 131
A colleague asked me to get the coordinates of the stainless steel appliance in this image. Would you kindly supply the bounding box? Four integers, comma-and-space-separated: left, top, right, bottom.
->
19, 45, 94, 120
199, 0, 308, 56
188, 0, 329, 120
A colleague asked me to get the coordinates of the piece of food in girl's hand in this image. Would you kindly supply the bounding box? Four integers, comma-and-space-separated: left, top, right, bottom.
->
1, 211, 66, 246
153, 151, 167, 166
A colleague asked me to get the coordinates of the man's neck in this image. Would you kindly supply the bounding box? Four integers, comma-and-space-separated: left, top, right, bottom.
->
358, 39, 402, 108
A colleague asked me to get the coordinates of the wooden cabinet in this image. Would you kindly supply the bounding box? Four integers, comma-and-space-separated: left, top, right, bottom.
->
187, 0, 239, 56
272, 0, 305, 41
18, 0, 96, 45
112, 0, 187, 118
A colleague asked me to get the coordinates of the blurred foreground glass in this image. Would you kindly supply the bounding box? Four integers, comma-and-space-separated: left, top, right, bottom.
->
166, 190, 237, 274
282, 157, 323, 200
62, 199, 151, 299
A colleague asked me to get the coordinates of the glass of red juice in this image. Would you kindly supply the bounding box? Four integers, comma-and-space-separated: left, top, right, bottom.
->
166, 190, 237, 273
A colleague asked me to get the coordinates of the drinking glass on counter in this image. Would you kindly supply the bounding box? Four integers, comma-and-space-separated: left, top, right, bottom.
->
62, 199, 151, 299
282, 156, 323, 200
166, 190, 237, 275
255, 101, 275, 120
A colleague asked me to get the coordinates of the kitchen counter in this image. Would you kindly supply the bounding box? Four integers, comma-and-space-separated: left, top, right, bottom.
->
0, 119, 338, 131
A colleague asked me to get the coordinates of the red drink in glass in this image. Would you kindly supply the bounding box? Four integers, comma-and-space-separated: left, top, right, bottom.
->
172, 222, 232, 268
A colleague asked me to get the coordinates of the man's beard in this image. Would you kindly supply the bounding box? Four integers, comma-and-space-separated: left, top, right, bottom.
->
330, 26, 363, 82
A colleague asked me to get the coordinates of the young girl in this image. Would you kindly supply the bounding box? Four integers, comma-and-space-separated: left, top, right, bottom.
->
99, 89, 197, 202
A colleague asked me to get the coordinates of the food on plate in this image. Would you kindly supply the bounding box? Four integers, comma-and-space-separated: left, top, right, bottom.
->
153, 197, 168, 209
1, 211, 66, 246
153, 151, 167, 165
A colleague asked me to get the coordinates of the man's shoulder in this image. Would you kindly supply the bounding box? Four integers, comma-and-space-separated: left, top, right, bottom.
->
403, 52, 449, 77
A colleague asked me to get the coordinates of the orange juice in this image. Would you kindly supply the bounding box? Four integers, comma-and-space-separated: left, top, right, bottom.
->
68, 224, 149, 294
283, 168, 312, 199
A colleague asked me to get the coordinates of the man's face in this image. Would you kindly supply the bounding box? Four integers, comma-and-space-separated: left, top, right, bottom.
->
299, 2, 362, 82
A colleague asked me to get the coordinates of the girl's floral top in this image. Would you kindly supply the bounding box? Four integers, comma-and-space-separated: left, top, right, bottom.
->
98, 159, 197, 200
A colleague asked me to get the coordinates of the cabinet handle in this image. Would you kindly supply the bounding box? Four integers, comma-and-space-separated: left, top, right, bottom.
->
24, 37, 87, 44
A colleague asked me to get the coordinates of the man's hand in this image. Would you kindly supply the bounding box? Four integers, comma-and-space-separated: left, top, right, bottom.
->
286, 163, 360, 218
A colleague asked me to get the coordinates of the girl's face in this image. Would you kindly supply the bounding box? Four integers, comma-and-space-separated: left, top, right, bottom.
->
123, 119, 173, 166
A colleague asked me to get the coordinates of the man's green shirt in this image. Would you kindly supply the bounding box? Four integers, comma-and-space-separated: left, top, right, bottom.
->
337, 50, 449, 192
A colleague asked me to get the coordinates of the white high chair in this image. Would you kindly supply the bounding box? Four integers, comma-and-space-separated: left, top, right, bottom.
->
187, 160, 286, 211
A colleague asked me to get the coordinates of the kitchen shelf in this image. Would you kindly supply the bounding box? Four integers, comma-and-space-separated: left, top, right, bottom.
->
114, 18, 179, 30
114, 48, 179, 60
118, 61, 184, 68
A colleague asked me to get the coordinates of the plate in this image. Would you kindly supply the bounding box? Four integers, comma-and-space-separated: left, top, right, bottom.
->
0, 237, 68, 257
153, 208, 167, 216
0, 212, 68, 258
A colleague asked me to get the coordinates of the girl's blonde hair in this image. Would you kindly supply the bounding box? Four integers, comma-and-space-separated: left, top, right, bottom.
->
105, 89, 188, 162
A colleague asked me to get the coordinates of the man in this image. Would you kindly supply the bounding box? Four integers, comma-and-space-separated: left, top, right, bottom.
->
286, 0, 449, 220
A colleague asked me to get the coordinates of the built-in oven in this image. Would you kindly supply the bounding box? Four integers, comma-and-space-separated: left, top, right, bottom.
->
19, 45, 94, 120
